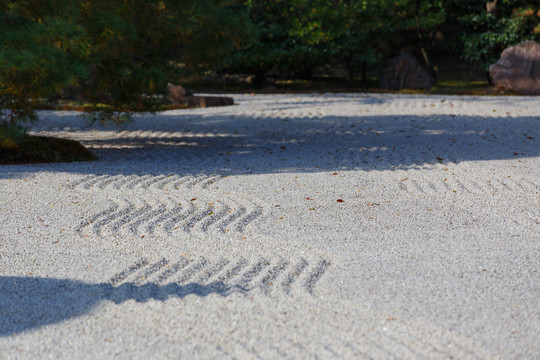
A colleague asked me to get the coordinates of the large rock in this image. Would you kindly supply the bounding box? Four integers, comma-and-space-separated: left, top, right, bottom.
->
380, 52, 434, 90
165, 83, 233, 108
489, 40, 540, 95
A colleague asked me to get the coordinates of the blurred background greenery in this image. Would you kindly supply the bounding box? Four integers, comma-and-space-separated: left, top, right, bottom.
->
1, 0, 539, 151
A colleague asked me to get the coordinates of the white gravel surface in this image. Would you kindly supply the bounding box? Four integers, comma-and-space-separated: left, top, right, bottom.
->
0, 93, 539, 359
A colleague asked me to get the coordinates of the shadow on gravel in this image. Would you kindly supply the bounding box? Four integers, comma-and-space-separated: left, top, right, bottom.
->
0, 113, 538, 178
0, 276, 230, 337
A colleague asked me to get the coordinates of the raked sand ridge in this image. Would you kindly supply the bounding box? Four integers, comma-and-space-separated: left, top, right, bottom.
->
0, 93, 539, 358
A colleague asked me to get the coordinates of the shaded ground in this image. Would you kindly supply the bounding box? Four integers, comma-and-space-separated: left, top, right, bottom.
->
3, 93, 537, 177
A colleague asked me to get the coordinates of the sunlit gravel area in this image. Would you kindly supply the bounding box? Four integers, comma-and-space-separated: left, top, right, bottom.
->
1, 93, 539, 358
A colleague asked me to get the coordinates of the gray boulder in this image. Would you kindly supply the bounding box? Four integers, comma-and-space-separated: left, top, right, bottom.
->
380, 52, 434, 90
489, 40, 540, 95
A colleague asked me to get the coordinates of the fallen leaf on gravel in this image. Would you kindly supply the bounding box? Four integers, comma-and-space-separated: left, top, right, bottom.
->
305, 197, 313, 200
332, 172, 338, 175
400, 177, 408, 182
337, 199, 345, 203
190, 198, 196, 201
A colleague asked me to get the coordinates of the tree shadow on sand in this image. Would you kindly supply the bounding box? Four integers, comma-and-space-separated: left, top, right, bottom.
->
0, 276, 232, 337
0, 111, 538, 178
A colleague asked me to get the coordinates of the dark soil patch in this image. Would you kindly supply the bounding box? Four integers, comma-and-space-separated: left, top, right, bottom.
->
0, 136, 97, 165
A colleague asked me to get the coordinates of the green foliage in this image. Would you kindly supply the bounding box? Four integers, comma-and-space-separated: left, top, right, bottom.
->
0, 0, 88, 127
452, 0, 540, 71
0, 122, 26, 149
328, 0, 394, 80
230, 0, 394, 83
76, 0, 249, 110
391, 0, 448, 78
0, 0, 248, 131
230, 0, 538, 85
228, 0, 319, 82
394, 0, 447, 32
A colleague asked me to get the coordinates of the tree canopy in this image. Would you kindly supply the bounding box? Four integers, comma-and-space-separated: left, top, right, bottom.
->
0, 0, 250, 132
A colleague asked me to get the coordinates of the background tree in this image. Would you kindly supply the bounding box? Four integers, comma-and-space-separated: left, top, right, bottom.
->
229, 0, 394, 84
1, 0, 249, 146
392, 0, 448, 81
228, 0, 324, 85
0, 0, 88, 146
76, 0, 250, 117
326, 0, 394, 81
450, 0, 540, 83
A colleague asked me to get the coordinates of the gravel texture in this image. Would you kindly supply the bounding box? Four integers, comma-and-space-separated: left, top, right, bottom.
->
1, 93, 539, 359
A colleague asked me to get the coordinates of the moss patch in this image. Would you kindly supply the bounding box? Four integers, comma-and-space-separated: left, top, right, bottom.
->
0, 135, 97, 165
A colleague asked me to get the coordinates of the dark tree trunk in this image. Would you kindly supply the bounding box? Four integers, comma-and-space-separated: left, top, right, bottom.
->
253, 70, 267, 88
361, 62, 367, 83
348, 65, 355, 81
299, 66, 313, 80
344, 60, 354, 81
